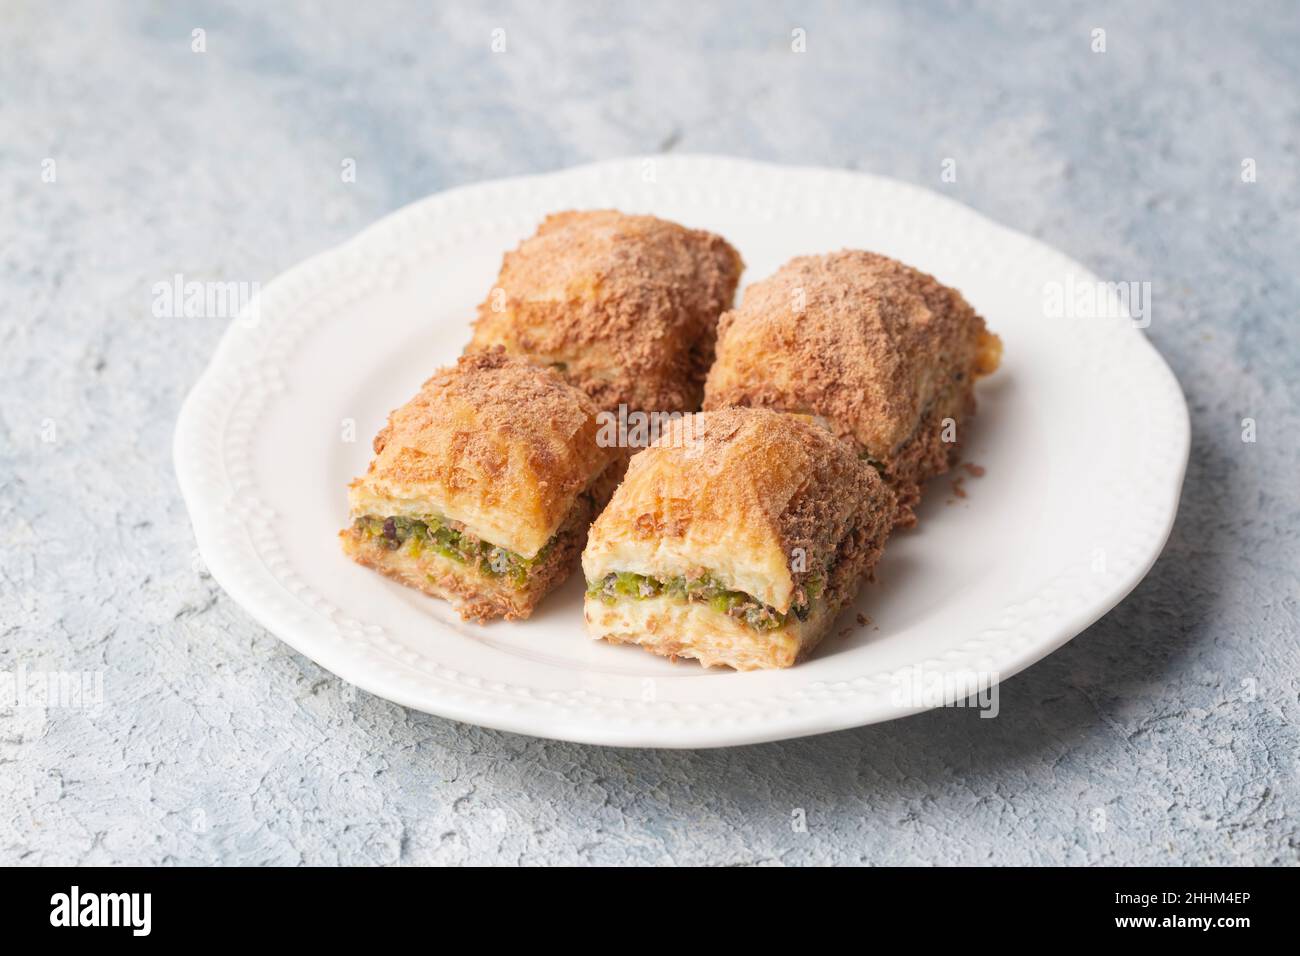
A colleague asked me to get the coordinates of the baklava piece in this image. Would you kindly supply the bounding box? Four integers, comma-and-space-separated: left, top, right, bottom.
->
703, 251, 1001, 524
467, 210, 744, 415
341, 350, 620, 622
582, 407, 895, 670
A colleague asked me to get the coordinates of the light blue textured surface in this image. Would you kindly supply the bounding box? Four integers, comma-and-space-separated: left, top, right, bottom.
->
2, 1, 1297, 865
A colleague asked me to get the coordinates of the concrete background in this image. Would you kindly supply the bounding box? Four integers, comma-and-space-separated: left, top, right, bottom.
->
2, 1, 1297, 865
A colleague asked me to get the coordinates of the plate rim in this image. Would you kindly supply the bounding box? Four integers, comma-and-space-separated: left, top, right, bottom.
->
174, 154, 1190, 748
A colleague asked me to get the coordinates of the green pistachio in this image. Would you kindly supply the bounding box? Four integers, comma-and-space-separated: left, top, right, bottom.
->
586, 570, 805, 633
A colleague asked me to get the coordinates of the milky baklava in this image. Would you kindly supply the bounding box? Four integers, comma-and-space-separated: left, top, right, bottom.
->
341, 350, 620, 622
703, 251, 1001, 524
582, 407, 895, 670
467, 210, 744, 415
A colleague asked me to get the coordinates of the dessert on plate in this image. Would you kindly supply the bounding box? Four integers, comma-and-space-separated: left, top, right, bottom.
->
341, 350, 619, 622
581, 407, 895, 670
467, 209, 744, 417
703, 251, 1001, 524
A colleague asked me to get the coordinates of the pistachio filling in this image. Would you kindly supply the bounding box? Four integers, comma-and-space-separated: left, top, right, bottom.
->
354, 515, 546, 587
586, 572, 822, 632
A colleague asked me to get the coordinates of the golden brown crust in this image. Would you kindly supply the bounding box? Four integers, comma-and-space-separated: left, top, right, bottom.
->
467, 210, 744, 414
581, 408, 893, 669
581, 407, 895, 614
588, 598, 815, 670
703, 251, 1000, 524
347, 349, 618, 558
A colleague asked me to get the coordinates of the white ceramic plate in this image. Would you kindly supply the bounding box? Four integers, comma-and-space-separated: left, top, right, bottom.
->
174, 155, 1189, 748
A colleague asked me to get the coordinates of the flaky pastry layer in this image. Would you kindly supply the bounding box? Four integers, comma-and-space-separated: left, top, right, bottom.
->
347, 349, 618, 558
467, 210, 744, 414
582, 407, 894, 613
703, 250, 1001, 524
583, 482, 891, 670
585, 595, 822, 670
